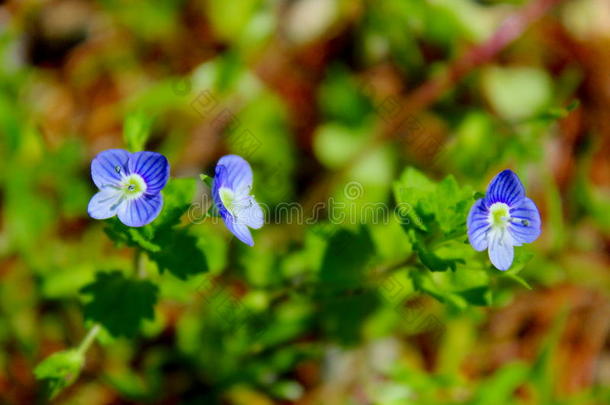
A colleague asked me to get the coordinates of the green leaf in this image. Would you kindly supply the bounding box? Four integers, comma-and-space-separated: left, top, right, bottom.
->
315, 226, 380, 345
393, 167, 436, 232
455, 286, 491, 306
534, 99, 580, 121
409, 270, 464, 310
149, 229, 208, 280
103, 219, 161, 253
482, 66, 553, 121
153, 177, 197, 229
565, 99, 580, 112
319, 226, 376, 290
199, 173, 214, 188
317, 65, 372, 127
206, 0, 261, 42
123, 111, 154, 152
428, 175, 473, 236
81, 271, 159, 338
505, 249, 534, 274
471, 362, 530, 405
529, 309, 569, 403
393, 168, 476, 273
34, 349, 85, 399
103, 178, 197, 251
313, 123, 369, 169
395, 172, 473, 237
319, 290, 379, 346
148, 178, 208, 279
504, 273, 532, 290
412, 239, 464, 272
394, 167, 436, 208
502, 249, 534, 289
102, 178, 208, 279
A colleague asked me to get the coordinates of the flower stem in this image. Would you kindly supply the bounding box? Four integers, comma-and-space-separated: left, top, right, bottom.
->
77, 324, 100, 356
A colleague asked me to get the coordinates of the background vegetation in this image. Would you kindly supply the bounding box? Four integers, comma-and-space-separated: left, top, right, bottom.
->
1, 0, 610, 403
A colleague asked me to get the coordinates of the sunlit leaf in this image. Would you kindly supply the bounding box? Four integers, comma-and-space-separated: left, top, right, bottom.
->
34, 350, 85, 399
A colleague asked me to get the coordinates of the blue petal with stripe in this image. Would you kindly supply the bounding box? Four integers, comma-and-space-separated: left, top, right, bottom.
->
214, 154, 253, 192
128, 151, 170, 194
91, 149, 130, 188
117, 193, 164, 227
509, 197, 541, 244
484, 169, 525, 207
467, 198, 490, 251
222, 214, 255, 246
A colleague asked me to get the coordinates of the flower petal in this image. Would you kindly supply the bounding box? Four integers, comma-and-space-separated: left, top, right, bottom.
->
467, 198, 490, 251
117, 194, 163, 227
91, 149, 131, 189
128, 151, 170, 194
509, 197, 541, 245
88, 187, 124, 220
212, 179, 228, 218
485, 169, 525, 207
214, 155, 253, 192
222, 213, 255, 246
235, 197, 264, 229
488, 228, 515, 271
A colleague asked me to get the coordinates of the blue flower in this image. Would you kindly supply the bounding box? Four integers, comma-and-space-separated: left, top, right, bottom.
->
88, 149, 170, 227
212, 155, 264, 246
467, 169, 541, 271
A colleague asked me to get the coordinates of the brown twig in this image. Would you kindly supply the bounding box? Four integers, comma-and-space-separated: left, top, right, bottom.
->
301, 0, 566, 215
386, 0, 566, 128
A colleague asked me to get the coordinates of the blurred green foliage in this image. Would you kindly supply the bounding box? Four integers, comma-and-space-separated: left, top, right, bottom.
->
1, 0, 610, 404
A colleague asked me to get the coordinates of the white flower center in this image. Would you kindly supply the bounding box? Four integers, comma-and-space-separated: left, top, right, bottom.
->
219, 187, 253, 218
488, 202, 510, 229
120, 174, 147, 200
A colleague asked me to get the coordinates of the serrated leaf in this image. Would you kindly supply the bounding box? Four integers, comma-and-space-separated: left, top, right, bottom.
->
81, 271, 159, 338
412, 240, 464, 272
34, 349, 84, 399
393, 168, 436, 221
103, 219, 161, 252
149, 229, 208, 280
393, 167, 436, 233
409, 270, 464, 310
393, 187, 429, 232
429, 175, 473, 235
455, 286, 492, 306
102, 177, 208, 280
